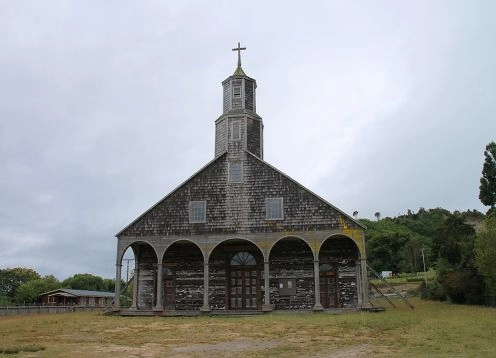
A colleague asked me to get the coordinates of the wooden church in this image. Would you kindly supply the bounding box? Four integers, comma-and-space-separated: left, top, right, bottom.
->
113, 44, 370, 314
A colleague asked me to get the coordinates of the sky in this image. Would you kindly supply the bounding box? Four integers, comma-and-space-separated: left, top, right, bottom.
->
1, 1, 495, 280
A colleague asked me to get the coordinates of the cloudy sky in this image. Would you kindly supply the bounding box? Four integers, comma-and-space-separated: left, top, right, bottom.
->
1, 1, 495, 280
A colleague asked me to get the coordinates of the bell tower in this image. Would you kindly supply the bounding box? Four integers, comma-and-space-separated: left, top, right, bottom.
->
215, 43, 263, 159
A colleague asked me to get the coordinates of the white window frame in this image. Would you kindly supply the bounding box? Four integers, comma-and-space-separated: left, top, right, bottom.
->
189, 201, 206, 223
232, 120, 241, 141
228, 162, 243, 183
266, 198, 284, 220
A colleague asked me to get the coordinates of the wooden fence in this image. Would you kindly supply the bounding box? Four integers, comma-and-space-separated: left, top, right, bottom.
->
0, 305, 106, 316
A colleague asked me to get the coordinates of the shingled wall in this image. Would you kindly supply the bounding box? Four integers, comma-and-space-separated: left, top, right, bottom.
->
119, 151, 360, 237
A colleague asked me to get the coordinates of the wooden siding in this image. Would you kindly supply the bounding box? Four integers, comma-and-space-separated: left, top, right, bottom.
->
246, 117, 261, 157
244, 79, 254, 111
119, 152, 360, 237
269, 239, 315, 309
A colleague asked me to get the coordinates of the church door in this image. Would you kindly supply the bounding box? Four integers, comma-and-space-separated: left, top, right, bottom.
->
228, 252, 260, 310
320, 264, 339, 308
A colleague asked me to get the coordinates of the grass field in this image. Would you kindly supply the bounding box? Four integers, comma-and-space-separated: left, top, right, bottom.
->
1, 298, 495, 357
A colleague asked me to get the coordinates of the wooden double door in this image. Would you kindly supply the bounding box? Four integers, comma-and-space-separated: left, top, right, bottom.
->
320, 265, 339, 308
229, 268, 260, 309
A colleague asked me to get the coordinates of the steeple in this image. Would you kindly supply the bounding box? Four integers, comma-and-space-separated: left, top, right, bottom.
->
214, 43, 264, 159
232, 42, 247, 76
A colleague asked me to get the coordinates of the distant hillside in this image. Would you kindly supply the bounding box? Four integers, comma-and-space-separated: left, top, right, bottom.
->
360, 208, 484, 273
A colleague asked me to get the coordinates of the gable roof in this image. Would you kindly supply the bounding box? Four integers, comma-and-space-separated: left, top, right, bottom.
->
116, 150, 364, 237
245, 151, 365, 229
40, 288, 114, 298
116, 153, 227, 237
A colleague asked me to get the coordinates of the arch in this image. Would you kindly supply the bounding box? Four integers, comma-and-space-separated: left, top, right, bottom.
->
318, 234, 361, 309
267, 235, 314, 258
118, 240, 159, 310
208, 238, 264, 310
161, 240, 205, 310
162, 238, 206, 263
318, 234, 360, 260
209, 237, 265, 261
268, 236, 315, 310
118, 240, 158, 265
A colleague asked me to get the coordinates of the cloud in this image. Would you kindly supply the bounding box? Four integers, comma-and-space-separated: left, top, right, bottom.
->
0, 1, 495, 279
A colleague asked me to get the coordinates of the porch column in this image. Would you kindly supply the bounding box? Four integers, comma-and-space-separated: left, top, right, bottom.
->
313, 260, 323, 311
154, 262, 163, 311
201, 262, 210, 312
356, 260, 362, 306
131, 260, 139, 309
360, 258, 371, 308
114, 263, 121, 310
262, 260, 273, 311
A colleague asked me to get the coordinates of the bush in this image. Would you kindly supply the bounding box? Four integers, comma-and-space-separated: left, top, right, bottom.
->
421, 281, 446, 301
442, 271, 484, 305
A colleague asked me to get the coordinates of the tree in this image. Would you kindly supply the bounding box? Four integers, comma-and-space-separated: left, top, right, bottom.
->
353, 211, 358, 219
433, 215, 475, 268
14, 275, 61, 304
62, 273, 105, 291
475, 212, 496, 303
479, 141, 496, 213
0, 267, 40, 298
400, 238, 421, 274
374, 212, 381, 221
430, 214, 483, 304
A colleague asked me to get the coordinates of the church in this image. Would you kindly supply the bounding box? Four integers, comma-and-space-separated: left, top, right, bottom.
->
113, 44, 369, 314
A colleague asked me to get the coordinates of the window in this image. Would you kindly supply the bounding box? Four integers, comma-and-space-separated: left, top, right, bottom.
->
230, 252, 256, 266
266, 198, 284, 220
278, 279, 296, 295
229, 162, 243, 183
189, 201, 206, 223
232, 120, 241, 141
233, 86, 241, 98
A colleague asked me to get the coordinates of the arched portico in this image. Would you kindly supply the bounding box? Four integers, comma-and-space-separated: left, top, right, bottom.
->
207, 238, 264, 310
115, 241, 158, 310
268, 236, 315, 310
318, 235, 361, 308
154, 240, 205, 311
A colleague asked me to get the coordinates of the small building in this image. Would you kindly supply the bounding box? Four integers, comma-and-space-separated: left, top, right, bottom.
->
40, 289, 114, 306
114, 44, 370, 314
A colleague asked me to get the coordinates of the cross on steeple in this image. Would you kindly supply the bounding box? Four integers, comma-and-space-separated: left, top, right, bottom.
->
232, 42, 246, 69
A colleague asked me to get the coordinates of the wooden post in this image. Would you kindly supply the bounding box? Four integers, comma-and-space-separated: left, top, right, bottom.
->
201, 261, 210, 313
356, 260, 362, 307
131, 260, 139, 309
313, 260, 323, 311
262, 261, 272, 311
154, 262, 163, 311
114, 263, 121, 310
360, 258, 370, 308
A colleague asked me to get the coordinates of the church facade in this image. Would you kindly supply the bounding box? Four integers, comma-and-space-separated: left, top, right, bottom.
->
114, 45, 369, 314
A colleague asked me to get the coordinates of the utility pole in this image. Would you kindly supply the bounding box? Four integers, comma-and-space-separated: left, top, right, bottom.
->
123, 258, 134, 284
420, 248, 427, 286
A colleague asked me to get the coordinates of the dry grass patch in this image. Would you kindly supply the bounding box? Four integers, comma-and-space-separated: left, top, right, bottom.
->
0, 299, 495, 357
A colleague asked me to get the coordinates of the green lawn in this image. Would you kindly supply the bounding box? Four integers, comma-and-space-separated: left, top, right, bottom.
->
1, 298, 495, 357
